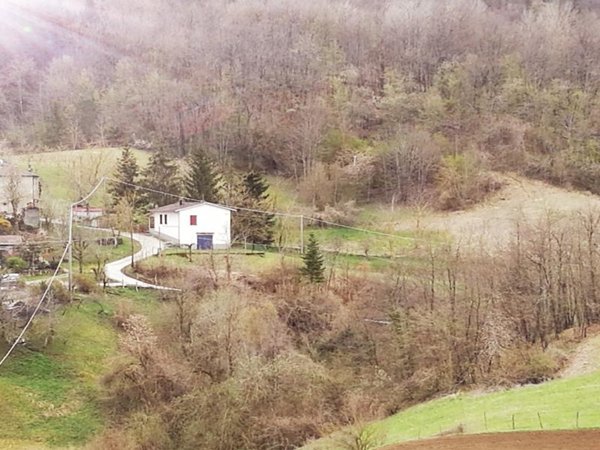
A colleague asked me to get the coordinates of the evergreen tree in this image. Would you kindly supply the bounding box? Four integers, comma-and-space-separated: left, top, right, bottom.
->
233, 172, 275, 245
301, 233, 325, 283
140, 150, 180, 207
109, 147, 139, 206
184, 147, 221, 203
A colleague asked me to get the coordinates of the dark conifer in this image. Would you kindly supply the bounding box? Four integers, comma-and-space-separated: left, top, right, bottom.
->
109, 147, 139, 206
184, 147, 221, 203
233, 172, 275, 245
141, 150, 180, 207
301, 233, 325, 283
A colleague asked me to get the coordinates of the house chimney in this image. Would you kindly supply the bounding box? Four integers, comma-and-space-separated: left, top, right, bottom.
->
179, 198, 183, 206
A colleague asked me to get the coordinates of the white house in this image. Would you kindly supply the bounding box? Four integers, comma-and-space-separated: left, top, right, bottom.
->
149, 200, 234, 250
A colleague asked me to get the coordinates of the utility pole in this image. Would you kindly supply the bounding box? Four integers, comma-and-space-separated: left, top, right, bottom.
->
68, 177, 106, 295
300, 215, 304, 254
67, 203, 73, 293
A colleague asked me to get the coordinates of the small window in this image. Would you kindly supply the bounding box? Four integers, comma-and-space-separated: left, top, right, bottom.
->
190, 215, 197, 226
159, 214, 163, 225
164, 214, 168, 225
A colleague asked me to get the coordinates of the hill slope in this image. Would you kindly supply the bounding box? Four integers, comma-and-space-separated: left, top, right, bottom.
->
0, 289, 160, 449
405, 174, 600, 248
310, 331, 600, 449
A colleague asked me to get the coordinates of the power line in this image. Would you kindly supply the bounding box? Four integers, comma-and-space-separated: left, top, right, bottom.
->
106, 177, 302, 219
303, 216, 416, 241
0, 176, 109, 368
0, 243, 69, 368
106, 177, 421, 242
68, 177, 107, 292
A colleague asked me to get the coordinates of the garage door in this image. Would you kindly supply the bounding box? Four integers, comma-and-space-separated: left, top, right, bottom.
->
196, 233, 213, 250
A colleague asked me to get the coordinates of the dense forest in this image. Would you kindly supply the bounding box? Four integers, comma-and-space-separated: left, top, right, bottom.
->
3, 0, 600, 209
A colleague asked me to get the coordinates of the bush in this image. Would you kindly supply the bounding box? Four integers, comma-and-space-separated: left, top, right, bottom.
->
505, 347, 559, 385
5, 256, 27, 272
332, 424, 382, 450
73, 273, 98, 293
85, 428, 136, 450
312, 201, 359, 227
38, 280, 70, 303
436, 154, 502, 210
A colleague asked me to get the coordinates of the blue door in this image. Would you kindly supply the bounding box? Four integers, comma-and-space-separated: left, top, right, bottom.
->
196, 234, 213, 250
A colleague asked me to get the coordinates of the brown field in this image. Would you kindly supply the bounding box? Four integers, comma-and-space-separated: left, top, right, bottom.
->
413, 174, 600, 248
385, 430, 600, 450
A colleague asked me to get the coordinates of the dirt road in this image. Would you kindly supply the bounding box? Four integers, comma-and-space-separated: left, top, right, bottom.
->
385, 430, 600, 450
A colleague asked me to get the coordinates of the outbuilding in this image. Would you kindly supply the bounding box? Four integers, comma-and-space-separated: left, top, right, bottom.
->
149, 200, 234, 250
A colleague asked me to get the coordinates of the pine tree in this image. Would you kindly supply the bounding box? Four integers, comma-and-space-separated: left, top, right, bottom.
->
184, 147, 221, 203
301, 233, 325, 283
109, 147, 139, 206
244, 172, 269, 200
140, 150, 180, 207
233, 172, 275, 245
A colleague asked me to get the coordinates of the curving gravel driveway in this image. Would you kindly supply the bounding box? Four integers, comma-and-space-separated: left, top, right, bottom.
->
104, 232, 178, 290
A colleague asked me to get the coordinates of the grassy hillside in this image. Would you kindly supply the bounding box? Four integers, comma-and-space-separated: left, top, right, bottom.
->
0, 289, 161, 449
310, 355, 600, 448
12, 148, 150, 204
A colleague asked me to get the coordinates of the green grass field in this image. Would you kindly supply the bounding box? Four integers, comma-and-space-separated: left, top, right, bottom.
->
67, 234, 141, 275
0, 289, 161, 448
310, 367, 600, 449
135, 245, 425, 281
13, 147, 150, 204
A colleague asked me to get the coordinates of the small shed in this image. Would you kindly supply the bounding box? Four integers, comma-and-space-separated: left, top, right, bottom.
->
149, 200, 234, 250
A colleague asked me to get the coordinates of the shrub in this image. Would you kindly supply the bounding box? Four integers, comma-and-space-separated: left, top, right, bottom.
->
38, 280, 70, 303
73, 273, 98, 293
312, 202, 359, 227
436, 154, 502, 210
126, 412, 174, 450
5, 256, 27, 272
505, 347, 559, 385
276, 289, 340, 338
85, 428, 136, 450
332, 424, 382, 450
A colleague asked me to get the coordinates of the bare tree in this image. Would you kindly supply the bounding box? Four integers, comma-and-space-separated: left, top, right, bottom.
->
4, 167, 22, 226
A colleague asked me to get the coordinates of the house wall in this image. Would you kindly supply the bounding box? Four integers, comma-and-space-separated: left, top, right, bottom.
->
178, 204, 231, 249
0, 175, 40, 215
150, 212, 180, 243
149, 204, 231, 249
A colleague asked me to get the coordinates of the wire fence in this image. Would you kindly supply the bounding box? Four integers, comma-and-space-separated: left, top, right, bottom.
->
374, 382, 600, 445
392, 410, 600, 440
